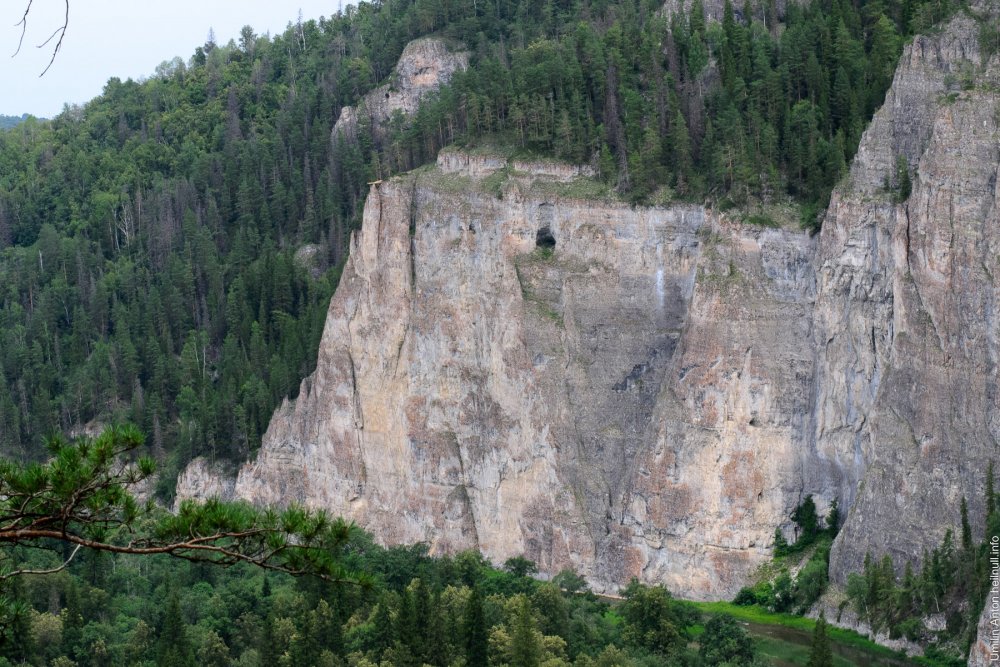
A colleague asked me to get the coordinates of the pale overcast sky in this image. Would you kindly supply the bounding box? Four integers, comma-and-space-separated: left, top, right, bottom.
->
1, 1, 347, 117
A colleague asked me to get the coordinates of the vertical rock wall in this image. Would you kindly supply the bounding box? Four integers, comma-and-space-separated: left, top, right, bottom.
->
219, 156, 822, 597
815, 13, 1000, 585
178, 9, 1000, 629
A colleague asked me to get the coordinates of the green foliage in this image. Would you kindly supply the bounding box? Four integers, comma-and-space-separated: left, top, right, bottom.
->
773, 527, 790, 555
509, 595, 542, 667
0, 15, 355, 475
0, 423, 372, 659
775, 495, 836, 557
465, 585, 489, 667
693, 600, 912, 659
807, 612, 833, 667
0, 530, 786, 666
793, 541, 832, 611
157, 591, 194, 666
619, 578, 695, 657
844, 466, 1000, 661
743, 499, 834, 615
792, 496, 820, 544
894, 154, 912, 203
699, 613, 757, 665
734, 580, 775, 608
0, 115, 31, 131
826, 499, 841, 538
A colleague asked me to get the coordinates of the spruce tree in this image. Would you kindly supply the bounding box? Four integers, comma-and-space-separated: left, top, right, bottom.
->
157, 591, 194, 667
807, 613, 833, 667
509, 596, 541, 667
668, 109, 693, 192
689, 0, 706, 36
961, 497, 973, 552
370, 597, 395, 662
465, 586, 489, 667
826, 498, 841, 537
259, 612, 281, 667
395, 588, 420, 666
900, 561, 916, 617
425, 592, 449, 666
792, 495, 820, 543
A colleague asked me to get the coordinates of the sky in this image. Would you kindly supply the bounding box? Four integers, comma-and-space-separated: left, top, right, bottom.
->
1, 0, 348, 117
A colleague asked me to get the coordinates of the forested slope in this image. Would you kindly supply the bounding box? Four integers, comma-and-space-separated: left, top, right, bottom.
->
1, 0, 997, 665
0, 115, 31, 130
0, 0, 967, 491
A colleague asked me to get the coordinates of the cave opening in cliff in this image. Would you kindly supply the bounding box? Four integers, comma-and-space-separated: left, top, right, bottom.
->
536, 225, 556, 250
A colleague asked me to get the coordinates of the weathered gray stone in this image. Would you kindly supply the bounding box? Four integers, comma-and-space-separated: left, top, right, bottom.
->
818, 13, 1000, 586
659, 0, 799, 26
174, 457, 236, 510
332, 38, 468, 142
177, 14, 1000, 644
194, 149, 819, 598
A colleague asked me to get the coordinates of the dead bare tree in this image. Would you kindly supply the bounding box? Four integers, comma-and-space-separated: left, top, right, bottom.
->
11, 0, 69, 76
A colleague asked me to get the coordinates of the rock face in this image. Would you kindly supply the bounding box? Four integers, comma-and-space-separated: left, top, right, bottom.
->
332, 38, 468, 141
816, 12, 1000, 586
227, 151, 821, 598
179, 9, 1000, 620
970, 577, 1000, 667
174, 457, 236, 509
812, 11, 998, 663
660, 0, 798, 25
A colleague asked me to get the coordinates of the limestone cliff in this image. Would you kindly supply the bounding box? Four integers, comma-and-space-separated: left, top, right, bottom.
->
178, 8, 1000, 623
660, 0, 799, 24
815, 11, 999, 585
809, 9, 998, 663
213, 150, 820, 598
970, 591, 999, 667
332, 38, 468, 141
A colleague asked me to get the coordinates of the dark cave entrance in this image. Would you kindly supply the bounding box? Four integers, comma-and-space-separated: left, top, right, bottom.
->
536, 225, 556, 250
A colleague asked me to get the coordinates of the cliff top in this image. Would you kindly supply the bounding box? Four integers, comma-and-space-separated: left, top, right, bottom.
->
408, 147, 808, 232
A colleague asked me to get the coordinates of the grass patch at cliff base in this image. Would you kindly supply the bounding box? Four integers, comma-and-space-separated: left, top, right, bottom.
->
693, 602, 910, 658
